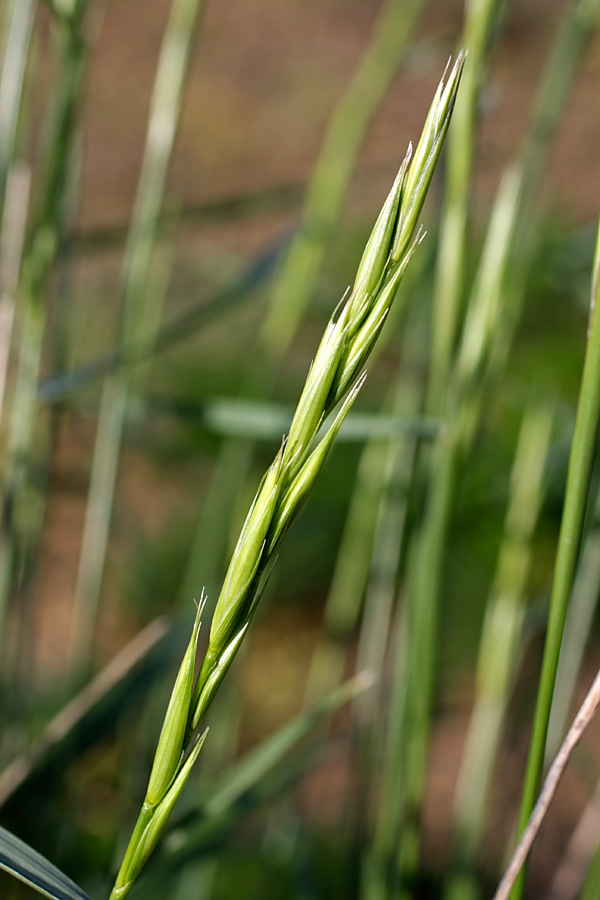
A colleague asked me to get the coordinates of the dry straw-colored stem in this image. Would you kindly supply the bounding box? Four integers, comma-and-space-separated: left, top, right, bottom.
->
493, 667, 600, 900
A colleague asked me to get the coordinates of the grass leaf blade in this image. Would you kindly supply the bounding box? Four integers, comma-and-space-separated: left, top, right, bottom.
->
0, 825, 92, 900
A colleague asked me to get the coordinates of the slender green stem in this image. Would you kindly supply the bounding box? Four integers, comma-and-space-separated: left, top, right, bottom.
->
444, 402, 553, 900
178, 0, 424, 627
258, 0, 425, 362
110, 61, 465, 897
581, 834, 600, 900
509, 212, 600, 900
68, 0, 204, 674
388, 0, 600, 888
0, 0, 89, 680
428, 0, 504, 412
546, 476, 600, 759
0, 0, 34, 199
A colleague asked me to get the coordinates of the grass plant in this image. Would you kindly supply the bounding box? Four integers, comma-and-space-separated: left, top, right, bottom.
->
177, 0, 425, 617
444, 401, 554, 900
509, 208, 600, 900
2, 4, 600, 900
109, 54, 465, 899
0, 0, 90, 722
69, 0, 204, 675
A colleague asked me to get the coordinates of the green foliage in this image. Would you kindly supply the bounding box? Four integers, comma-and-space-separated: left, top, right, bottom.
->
1, 3, 600, 900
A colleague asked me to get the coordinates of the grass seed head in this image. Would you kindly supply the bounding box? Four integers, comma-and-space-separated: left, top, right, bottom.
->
281, 306, 350, 484
145, 599, 204, 808
112, 730, 209, 898
267, 371, 367, 554
209, 443, 284, 654
348, 159, 407, 335
393, 51, 466, 264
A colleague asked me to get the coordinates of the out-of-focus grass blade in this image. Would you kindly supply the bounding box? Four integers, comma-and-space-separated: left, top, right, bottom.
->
428, 0, 505, 412
0, 618, 174, 809
0, 0, 34, 191
143, 671, 375, 877
547, 476, 600, 759
443, 401, 553, 900
509, 209, 600, 900
0, 163, 30, 423
69, 183, 302, 255
68, 0, 205, 678
204, 670, 374, 817
0, 824, 92, 900
580, 838, 600, 900
175, 0, 425, 631
144, 394, 439, 443
37, 230, 291, 404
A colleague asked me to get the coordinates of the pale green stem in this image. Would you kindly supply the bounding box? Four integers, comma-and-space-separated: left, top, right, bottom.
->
391, 0, 599, 888
0, 0, 34, 199
546, 476, 600, 760
179, 0, 424, 630
258, 0, 425, 360
0, 163, 30, 443
353, 355, 423, 721
509, 211, 600, 900
580, 837, 600, 900
514, 0, 600, 230
303, 258, 427, 705
68, 0, 204, 675
428, 0, 504, 412
444, 403, 553, 900
0, 0, 89, 680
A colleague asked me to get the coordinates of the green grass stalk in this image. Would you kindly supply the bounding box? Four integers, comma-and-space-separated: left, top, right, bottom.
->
546, 478, 600, 760
444, 402, 553, 900
0, 0, 34, 199
427, 0, 504, 412
304, 252, 429, 704
385, 0, 600, 883
109, 60, 464, 897
68, 0, 204, 673
508, 211, 600, 900
0, 0, 90, 677
0, 162, 30, 440
258, 0, 425, 361
580, 836, 600, 900
178, 0, 425, 616
391, 165, 523, 897
353, 329, 424, 716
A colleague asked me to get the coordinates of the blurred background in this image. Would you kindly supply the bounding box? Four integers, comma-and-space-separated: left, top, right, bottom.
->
1, 0, 600, 898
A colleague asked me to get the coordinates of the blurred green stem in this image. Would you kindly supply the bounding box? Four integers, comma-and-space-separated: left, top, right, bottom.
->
258, 0, 425, 360
68, 0, 204, 674
444, 402, 553, 900
391, 0, 600, 889
179, 0, 424, 612
509, 211, 600, 900
427, 0, 504, 412
580, 835, 600, 900
546, 476, 600, 760
0, 0, 34, 198
0, 0, 89, 673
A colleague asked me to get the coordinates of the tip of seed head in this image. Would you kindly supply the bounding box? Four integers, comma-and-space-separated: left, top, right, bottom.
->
194, 590, 208, 615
